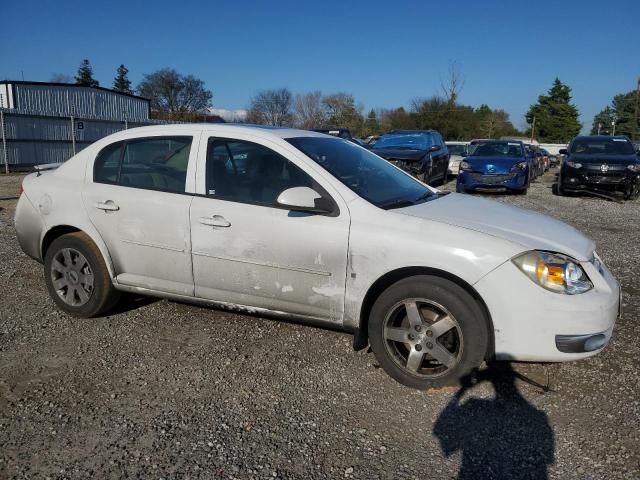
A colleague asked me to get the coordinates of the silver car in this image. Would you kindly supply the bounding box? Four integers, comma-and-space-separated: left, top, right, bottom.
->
15, 125, 620, 389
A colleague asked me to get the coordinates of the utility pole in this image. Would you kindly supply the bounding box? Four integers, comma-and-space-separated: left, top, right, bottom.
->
597, 122, 602, 135
1, 109, 8, 175
70, 115, 76, 155
612, 113, 617, 136
634, 77, 640, 142
530, 115, 536, 143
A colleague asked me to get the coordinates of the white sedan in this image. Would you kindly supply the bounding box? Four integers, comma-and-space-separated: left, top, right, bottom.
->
15, 125, 620, 389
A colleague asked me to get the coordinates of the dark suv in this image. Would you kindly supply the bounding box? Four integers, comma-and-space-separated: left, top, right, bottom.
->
371, 130, 449, 185
557, 135, 640, 200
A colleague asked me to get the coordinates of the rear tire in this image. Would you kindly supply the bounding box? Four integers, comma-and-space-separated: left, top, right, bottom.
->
44, 232, 121, 318
368, 275, 489, 390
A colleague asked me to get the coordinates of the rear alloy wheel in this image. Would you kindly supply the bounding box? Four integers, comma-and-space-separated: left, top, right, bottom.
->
44, 232, 121, 318
369, 275, 489, 390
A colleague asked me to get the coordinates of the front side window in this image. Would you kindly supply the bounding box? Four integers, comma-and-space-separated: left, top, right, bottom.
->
94, 136, 192, 193
288, 137, 439, 209
206, 138, 313, 206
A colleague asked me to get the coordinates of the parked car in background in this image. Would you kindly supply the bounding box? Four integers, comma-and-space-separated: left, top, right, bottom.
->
523, 143, 541, 181
556, 135, 640, 200
457, 139, 531, 194
372, 130, 449, 185
539, 148, 551, 172
363, 135, 380, 147
14, 124, 620, 390
445, 141, 470, 176
310, 128, 364, 146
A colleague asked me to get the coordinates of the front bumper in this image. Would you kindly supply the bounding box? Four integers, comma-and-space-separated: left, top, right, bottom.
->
457, 170, 528, 192
474, 254, 619, 362
562, 167, 640, 191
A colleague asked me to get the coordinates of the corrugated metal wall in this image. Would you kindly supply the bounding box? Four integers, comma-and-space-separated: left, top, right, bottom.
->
0, 111, 176, 167
11, 83, 150, 121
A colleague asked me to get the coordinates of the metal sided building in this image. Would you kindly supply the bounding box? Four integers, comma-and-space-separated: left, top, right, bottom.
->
0, 80, 152, 168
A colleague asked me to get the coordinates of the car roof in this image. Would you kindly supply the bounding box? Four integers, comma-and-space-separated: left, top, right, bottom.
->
386, 130, 438, 135
475, 139, 523, 144
113, 123, 330, 141
572, 135, 631, 142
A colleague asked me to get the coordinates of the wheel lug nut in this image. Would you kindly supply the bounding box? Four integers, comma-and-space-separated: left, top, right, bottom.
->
415, 344, 422, 352
408, 333, 415, 340
426, 342, 433, 349
415, 325, 422, 332
426, 330, 433, 337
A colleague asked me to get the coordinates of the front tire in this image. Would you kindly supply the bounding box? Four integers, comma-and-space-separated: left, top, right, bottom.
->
44, 232, 120, 318
369, 275, 489, 390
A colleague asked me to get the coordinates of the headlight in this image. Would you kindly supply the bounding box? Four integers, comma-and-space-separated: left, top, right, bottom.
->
565, 160, 582, 168
459, 160, 471, 171
510, 161, 527, 172
627, 164, 640, 172
512, 251, 593, 294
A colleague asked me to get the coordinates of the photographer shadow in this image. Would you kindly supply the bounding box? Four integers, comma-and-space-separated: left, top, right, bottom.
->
433, 362, 555, 480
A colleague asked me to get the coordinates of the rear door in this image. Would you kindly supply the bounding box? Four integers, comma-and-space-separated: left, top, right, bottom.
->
83, 132, 200, 295
189, 135, 350, 322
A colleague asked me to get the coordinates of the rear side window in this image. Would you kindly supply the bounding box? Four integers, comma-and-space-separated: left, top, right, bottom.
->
94, 142, 123, 183
94, 136, 192, 193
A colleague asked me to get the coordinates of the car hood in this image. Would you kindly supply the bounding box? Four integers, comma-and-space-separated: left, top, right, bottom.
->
398, 193, 595, 261
464, 156, 525, 174
371, 148, 426, 161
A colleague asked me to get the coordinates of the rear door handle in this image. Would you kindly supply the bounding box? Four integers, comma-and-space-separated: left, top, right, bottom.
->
199, 215, 231, 227
94, 200, 119, 211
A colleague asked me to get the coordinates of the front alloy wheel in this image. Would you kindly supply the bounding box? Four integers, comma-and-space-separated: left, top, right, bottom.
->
383, 299, 462, 377
369, 275, 489, 389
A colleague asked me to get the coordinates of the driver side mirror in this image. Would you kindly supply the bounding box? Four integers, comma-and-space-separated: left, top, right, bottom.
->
559, 148, 568, 155
429, 145, 440, 152
277, 187, 335, 215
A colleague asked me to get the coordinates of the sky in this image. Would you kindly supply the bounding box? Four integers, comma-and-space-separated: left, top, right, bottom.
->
1, 0, 638, 132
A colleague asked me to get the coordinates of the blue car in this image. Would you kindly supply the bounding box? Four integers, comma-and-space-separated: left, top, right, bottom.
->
457, 140, 530, 194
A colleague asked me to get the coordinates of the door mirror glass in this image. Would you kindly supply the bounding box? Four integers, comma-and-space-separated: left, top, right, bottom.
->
559, 148, 568, 155
429, 145, 440, 152
277, 187, 332, 213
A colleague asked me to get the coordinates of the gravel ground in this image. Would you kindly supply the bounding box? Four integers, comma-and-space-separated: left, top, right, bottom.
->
0, 170, 638, 479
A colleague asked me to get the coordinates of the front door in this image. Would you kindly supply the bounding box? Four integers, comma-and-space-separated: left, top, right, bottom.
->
189, 136, 350, 322
83, 134, 198, 296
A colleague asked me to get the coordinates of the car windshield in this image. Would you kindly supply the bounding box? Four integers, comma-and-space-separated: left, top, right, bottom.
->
470, 142, 524, 157
570, 138, 635, 155
287, 137, 442, 209
373, 134, 432, 150
447, 144, 467, 156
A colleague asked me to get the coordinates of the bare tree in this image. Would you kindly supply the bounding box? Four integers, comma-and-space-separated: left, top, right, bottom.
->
294, 91, 325, 128
440, 62, 465, 106
247, 88, 293, 126
137, 68, 212, 120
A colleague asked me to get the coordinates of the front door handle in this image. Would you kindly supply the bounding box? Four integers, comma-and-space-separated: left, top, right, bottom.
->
199, 215, 231, 227
94, 200, 119, 211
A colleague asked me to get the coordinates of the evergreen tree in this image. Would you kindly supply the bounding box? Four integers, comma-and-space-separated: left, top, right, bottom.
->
526, 78, 581, 142
75, 59, 99, 87
113, 64, 132, 94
